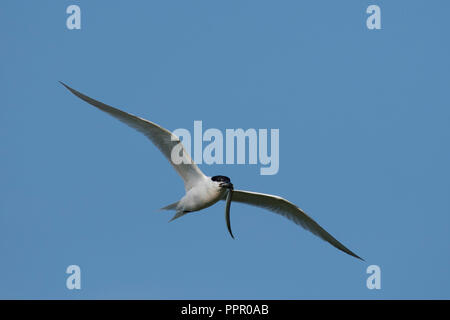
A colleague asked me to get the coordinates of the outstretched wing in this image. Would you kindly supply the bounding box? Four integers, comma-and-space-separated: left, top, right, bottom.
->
60, 82, 205, 191
226, 190, 363, 260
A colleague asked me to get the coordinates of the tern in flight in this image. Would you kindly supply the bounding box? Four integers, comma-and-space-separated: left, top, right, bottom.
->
60, 82, 363, 260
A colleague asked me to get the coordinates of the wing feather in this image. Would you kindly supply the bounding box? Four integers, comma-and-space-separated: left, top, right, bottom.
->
228, 190, 363, 260
60, 82, 205, 190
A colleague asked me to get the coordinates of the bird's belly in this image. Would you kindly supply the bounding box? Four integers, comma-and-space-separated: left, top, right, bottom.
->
180, 188, 225, 212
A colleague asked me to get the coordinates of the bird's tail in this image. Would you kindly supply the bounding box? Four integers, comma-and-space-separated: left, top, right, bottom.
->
160, 201, 179, 211
160, 201, 190, 222
169, 211, 189, 222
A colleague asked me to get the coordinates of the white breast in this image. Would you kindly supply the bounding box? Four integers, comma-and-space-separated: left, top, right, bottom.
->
178, 178, 225, 212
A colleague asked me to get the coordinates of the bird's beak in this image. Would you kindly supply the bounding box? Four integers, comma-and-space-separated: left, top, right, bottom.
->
221, 182, 234, 190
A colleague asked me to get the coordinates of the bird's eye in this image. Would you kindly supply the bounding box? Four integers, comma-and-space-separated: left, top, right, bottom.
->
211, 175, 230, 183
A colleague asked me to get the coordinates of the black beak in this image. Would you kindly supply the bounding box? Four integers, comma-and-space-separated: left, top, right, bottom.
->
221, 182, 234, 190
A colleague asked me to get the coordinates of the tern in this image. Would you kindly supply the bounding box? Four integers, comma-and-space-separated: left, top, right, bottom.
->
60, 82, 363, 261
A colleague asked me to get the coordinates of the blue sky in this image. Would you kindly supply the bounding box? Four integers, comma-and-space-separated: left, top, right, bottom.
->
1, 0, 449, 299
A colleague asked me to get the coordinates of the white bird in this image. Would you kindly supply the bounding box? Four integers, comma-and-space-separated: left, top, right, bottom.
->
60, 82, 363, 261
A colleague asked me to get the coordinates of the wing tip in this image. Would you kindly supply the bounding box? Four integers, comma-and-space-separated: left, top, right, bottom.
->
59, 80, 78, 93
346, 250, 365, 261
353, 254, 365, 262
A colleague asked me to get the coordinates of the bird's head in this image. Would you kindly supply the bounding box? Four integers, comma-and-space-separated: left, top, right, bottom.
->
211, 175, 234, 190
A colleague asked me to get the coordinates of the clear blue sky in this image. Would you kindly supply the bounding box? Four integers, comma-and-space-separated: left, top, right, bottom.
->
1, 0, 449, 299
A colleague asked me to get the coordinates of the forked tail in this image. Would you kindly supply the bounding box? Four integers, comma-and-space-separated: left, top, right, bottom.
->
160, 201, 179, 211
160, 201, 190, 222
